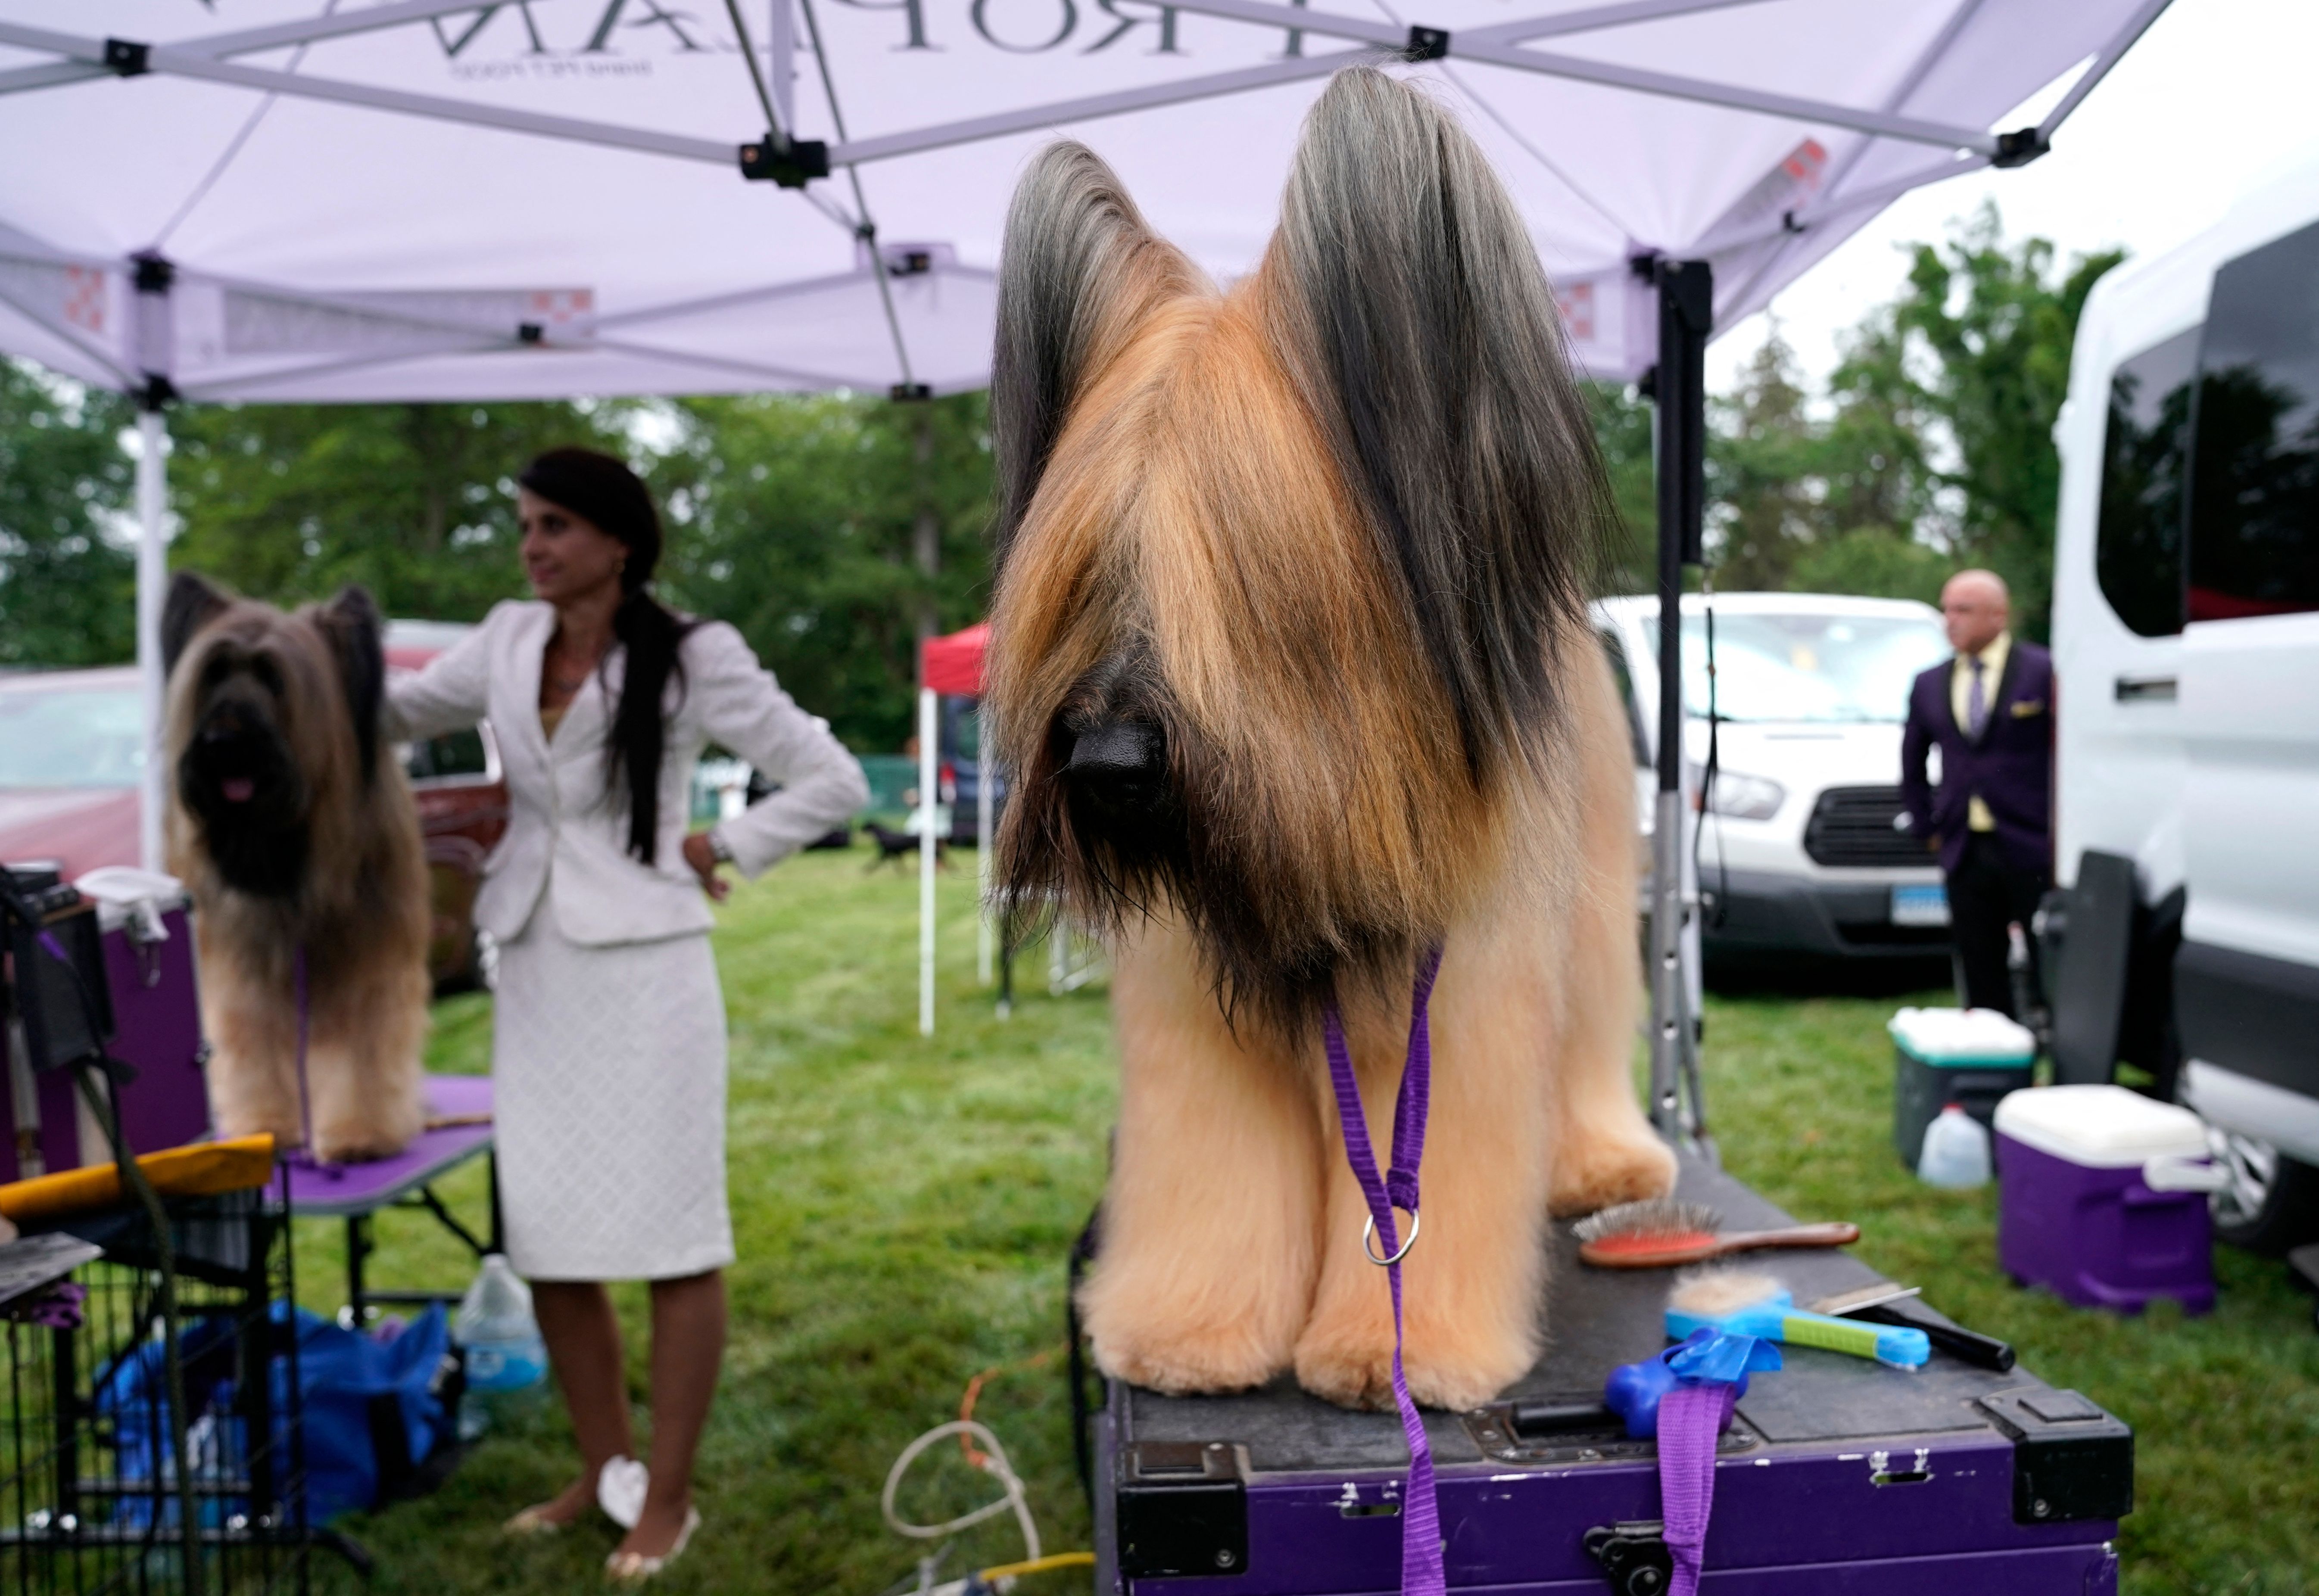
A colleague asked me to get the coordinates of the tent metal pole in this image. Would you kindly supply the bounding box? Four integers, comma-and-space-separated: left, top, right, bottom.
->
135, 406, 169, 874
829, 9, 1989, 170
0, 0, 510, 98
919, 686, 939, 1036
0, 25, 737, 168
1646, 258, 1711, 1152
832, 54, 1356, 166
2037, 0, 2176, 139
1447, 37, 1995, 152
1466, 0, 1774, 47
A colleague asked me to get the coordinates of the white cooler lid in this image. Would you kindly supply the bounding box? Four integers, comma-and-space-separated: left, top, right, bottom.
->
1888, 1006, 2037, 1066
1993, 1085, 2210, 1167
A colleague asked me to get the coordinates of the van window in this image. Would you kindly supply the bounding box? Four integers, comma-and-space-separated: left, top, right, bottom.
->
2097, 329, 2197, 636
2189, 218, 2319, 621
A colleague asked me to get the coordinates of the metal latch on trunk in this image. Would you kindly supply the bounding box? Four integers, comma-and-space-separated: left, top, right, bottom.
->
1116, 1441, 1248, 1579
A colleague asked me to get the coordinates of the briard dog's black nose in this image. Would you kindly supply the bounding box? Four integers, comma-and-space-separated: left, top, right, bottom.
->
1064, 719, 1167, 818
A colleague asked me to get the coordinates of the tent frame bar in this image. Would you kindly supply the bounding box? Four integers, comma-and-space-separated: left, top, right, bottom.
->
2037, 0, 2176, 138
2, 0, 2002, 184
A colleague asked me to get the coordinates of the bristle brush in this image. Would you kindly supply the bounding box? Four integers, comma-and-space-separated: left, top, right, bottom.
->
1573, 1198, 1859, 1269
1666, 1268, 1929, 1370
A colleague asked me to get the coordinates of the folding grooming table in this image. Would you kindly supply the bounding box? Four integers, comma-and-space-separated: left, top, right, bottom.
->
1094, 1157, 2129, 1593
277, 1074, 498, 1325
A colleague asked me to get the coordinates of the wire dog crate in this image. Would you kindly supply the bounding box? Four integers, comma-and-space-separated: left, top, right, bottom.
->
0, 1180, 316, 1595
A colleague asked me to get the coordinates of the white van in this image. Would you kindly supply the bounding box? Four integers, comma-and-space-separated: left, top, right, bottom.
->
2046, 160, 2319, 1251
1594, 593, 1952, 971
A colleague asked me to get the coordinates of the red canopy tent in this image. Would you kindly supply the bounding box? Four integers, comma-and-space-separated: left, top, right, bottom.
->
919, 623, 988, 697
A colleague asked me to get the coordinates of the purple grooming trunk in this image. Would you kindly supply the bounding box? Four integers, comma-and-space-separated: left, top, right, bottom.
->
1995, 1134, 2215, 1316
2, 905, 210, 1180
1095, 1157, 2129, 1594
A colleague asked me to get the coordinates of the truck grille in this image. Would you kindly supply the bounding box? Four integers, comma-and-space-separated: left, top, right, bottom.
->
1804, 786, 1925, 868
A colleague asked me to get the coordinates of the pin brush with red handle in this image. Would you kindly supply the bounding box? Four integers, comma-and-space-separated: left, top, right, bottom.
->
1573, 1199, 1859, 1269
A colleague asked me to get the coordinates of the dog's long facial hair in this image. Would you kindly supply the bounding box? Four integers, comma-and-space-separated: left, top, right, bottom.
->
987, 66, 1609, 1032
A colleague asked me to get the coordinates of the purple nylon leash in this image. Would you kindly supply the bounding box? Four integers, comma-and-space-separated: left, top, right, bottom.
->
1322, 945, 1445, 1596
1656, 1380, 1736, 1596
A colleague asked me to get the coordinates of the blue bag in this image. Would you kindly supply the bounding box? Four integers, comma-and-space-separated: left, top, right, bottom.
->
97, 1303, 461, 1525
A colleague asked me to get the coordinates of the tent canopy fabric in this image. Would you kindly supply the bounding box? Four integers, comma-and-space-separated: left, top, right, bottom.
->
0, 0, 2167, 402
920, 621, 987, 697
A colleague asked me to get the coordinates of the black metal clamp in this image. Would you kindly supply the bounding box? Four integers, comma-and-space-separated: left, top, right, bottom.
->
740, 134, 831, 188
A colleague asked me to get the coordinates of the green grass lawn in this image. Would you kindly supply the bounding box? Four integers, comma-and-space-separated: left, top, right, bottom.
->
302, 846, 2318, 1594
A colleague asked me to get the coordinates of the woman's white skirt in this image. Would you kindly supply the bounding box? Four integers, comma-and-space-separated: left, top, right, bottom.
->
489, 912, 735, 1281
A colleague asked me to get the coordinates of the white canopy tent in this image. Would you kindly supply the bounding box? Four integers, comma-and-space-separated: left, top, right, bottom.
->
1, 0, 2168, 1047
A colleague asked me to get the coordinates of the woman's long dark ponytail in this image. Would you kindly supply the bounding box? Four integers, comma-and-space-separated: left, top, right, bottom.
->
518, 448, 696, 865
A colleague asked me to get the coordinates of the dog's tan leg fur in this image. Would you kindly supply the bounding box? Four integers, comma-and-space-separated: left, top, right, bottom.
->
302, 955, 428, 1164
1546, 651, 1677, 1217
1083, 921, 1324, 1395
196, 928, 304, 1148
1293, 910, 1555, 1412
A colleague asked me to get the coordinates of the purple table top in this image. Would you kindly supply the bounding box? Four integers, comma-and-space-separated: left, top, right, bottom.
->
276, 1074, 493, 1216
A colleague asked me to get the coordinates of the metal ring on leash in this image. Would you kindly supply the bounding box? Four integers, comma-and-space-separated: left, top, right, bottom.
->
1362, 1209, 1420, 1266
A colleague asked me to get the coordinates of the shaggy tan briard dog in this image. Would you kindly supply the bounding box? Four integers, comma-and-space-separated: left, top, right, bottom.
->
985, 68, 1677, 1412
162, 573, 428, 1164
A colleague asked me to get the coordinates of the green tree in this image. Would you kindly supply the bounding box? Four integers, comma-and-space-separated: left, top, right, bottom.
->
1705, 331, 1825, 590
166, 400, 630, 620
651, 392, 993, 752
1586, 380, 1656, 596
0, 362, 136, 666
1889, 204, 2123, 633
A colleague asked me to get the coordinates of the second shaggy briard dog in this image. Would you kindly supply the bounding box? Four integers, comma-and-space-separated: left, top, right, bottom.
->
985, 68, 1676, 1411
163, 572, 429, 1164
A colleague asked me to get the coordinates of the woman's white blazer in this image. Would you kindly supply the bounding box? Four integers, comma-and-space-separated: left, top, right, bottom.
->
386, 600, 869, 946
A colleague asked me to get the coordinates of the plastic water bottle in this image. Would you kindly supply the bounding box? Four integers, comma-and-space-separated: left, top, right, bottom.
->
1918, 1104, 1993, 1188
455, 1254, 548, 1394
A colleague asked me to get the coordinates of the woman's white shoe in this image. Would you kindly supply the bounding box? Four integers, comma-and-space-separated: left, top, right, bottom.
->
605, 1508, 700, 1584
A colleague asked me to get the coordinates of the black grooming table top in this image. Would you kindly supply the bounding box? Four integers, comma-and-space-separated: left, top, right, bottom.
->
1124, 1156, 2042, 1472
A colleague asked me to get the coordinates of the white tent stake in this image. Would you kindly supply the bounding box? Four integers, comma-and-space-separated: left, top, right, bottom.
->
918, 685, 938, 1036
977, 715, 994, 987
134, 408, 168, 874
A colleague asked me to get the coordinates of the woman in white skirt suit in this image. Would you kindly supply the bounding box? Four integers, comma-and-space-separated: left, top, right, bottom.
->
388, 448, 866, 1579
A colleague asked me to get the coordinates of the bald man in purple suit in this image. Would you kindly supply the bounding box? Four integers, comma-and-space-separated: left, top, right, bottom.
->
1901, 570, 2055, 1017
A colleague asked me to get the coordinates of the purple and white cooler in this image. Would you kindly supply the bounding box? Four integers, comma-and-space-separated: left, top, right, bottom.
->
1993, 1085, 2218, 1316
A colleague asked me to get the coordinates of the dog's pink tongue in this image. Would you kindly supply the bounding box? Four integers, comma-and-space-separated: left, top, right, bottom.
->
221, 777, 255, 803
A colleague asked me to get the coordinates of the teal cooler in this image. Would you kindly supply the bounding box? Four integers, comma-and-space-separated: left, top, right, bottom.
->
1888, 1007, 2036, 1170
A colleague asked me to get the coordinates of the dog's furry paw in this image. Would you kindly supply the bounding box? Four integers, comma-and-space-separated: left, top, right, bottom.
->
1094, 1323, 1283, 1396
1548, 1132, 1679, 1218
1293, 1322, 1396, 1411
1294, 1325, 1521, 1412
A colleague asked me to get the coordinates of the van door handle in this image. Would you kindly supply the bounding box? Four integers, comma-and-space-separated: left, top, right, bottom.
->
2113, 675, 2177, 702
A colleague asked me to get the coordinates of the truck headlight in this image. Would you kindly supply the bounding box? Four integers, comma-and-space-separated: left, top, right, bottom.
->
1698, 770, 1784, 821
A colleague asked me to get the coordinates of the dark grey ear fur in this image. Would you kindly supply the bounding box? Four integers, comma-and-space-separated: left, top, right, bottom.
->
161, 571, 233, 679
989, 142, 1197, 563
1264, 67, 1611, 782
314, 585, 386, 784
